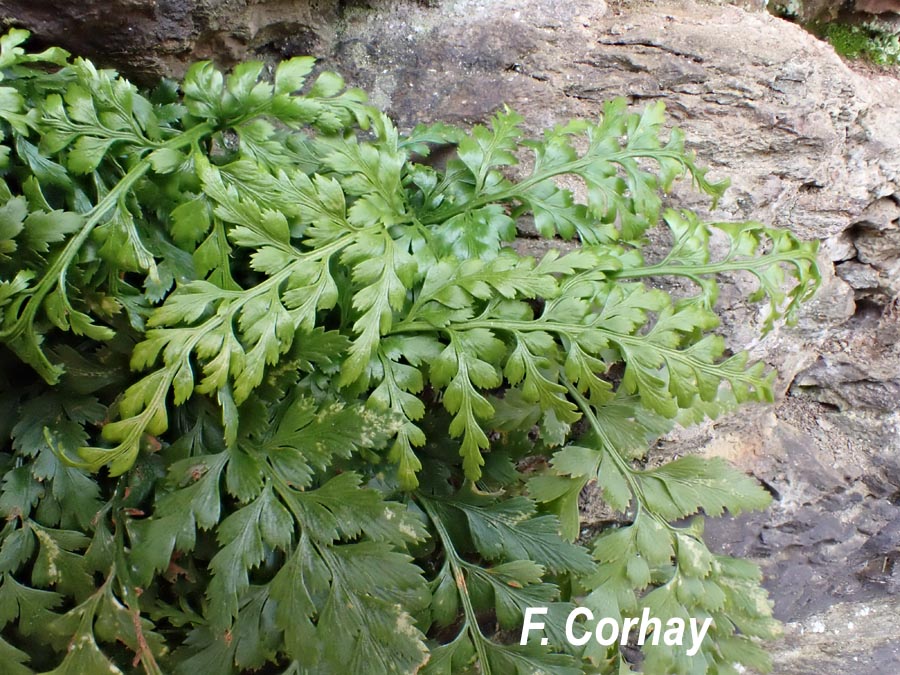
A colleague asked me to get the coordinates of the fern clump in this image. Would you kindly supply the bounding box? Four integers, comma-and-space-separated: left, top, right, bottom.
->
0, 29, 818, 674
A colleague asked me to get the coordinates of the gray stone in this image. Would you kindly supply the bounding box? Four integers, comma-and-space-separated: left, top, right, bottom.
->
5, 0, 900, 672
855, 196, 900, 230
2, 0, 343, 85
856, 228, 900, 266
835, 259, 884, 290
856, 0, 900, 15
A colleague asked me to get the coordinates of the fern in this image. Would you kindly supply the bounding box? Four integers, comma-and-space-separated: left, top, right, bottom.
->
0, 29, 818, 674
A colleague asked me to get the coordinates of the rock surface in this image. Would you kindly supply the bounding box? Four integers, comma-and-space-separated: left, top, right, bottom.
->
6, 0, 900, 673
330, 3, 900, 670
2, 0, 344, 84
322, 18, 900, 672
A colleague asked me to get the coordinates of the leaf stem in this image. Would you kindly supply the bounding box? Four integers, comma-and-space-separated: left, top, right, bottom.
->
0, 122, 214, 383
420, 148, 693, 225
419, 496, 493, 675
390, 317, 768, 394
613, 253, 813, 282
562, 379, 645, 522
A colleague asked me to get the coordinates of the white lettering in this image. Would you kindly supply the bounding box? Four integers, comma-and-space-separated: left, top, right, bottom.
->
565, 607, 594, 646
594, 617, 619, 646
520, 607, 549, 646
686, 617, 713, 656
637, 607, 661, 646
521, 606, 714, 653
663, 617, 686, 646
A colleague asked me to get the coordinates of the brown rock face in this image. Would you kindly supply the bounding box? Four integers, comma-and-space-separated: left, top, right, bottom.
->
778, 0, 900, 21
325, 0, 900, 450
2, 0, 342, 84
5, 0, 900, 672
325, 3, 900, 670
856, 0, 900, 14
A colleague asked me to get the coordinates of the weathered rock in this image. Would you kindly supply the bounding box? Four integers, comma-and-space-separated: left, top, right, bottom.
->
857, 0, 900, 14
325, 4, 900, 673
836, 259, 887, 291
773, 0, 900, 30
2, 0, 342, 84
699, 395, 900, 673
324, 0, 900, 383
772, 0, 844, 22
5, 0, 900, 673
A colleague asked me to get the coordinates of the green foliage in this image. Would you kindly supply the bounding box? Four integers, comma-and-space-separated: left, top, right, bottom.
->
824, 22, 900, 66
770, 1, 803, 20
770, 2, 900, 68
0, 28, 818, 674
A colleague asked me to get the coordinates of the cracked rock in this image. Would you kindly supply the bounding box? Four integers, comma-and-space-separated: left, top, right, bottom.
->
7, 1, 900, 673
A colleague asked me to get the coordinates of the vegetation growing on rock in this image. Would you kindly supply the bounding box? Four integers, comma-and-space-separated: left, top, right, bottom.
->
0, 29, 819, 674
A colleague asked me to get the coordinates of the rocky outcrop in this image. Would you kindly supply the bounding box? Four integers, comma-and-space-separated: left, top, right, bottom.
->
1, 0, 343, 84
5, 1, 900, 672
318, 3, 900, 671
857, 0, 900, 15
775, 0, 900, 25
